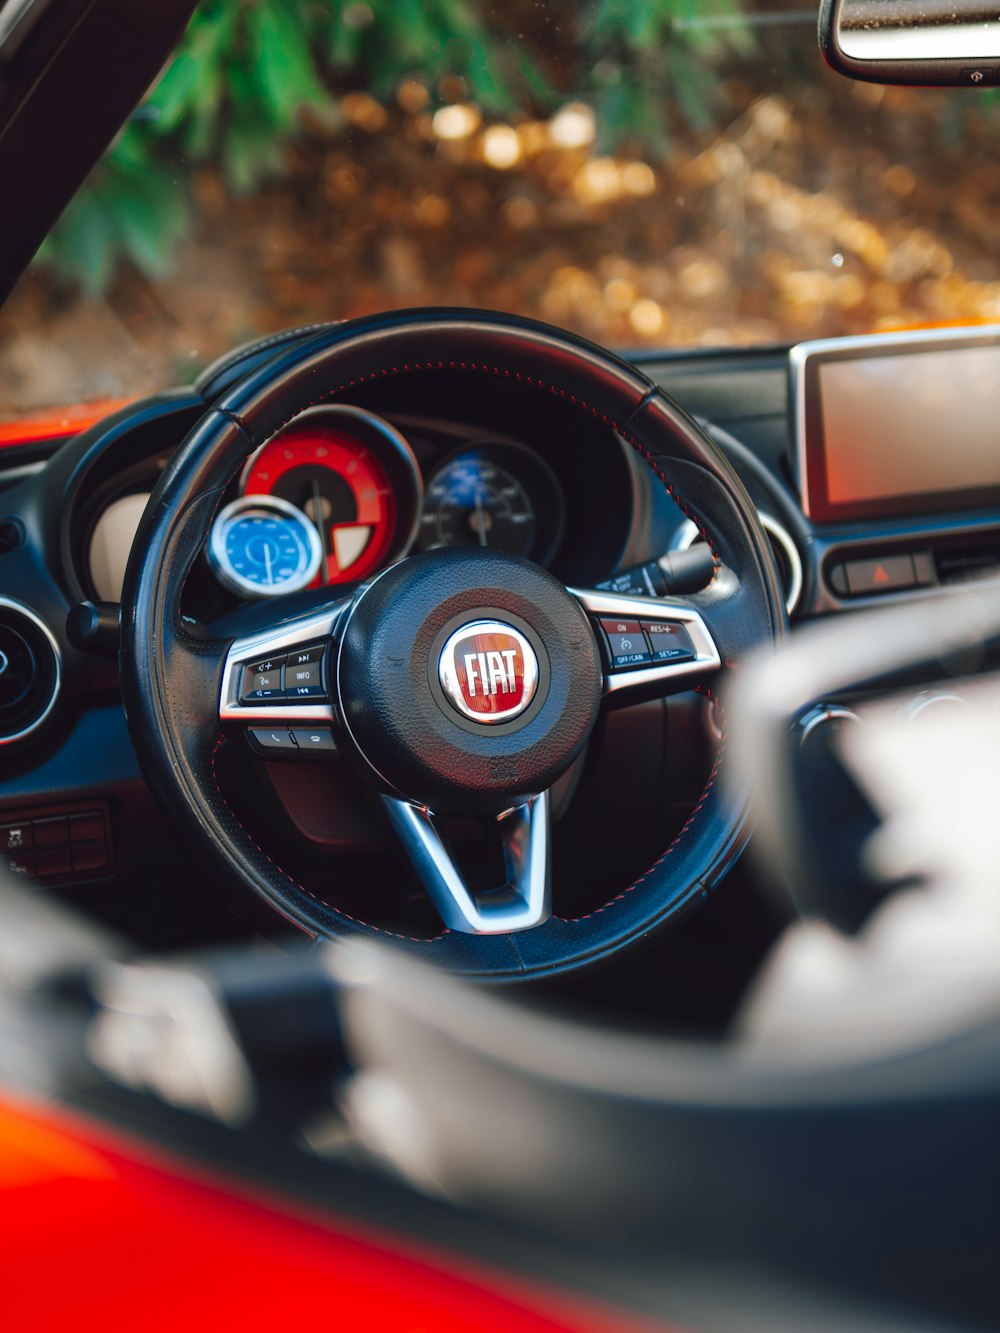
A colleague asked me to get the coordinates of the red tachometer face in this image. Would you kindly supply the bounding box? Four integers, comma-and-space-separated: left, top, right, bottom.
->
243, 427, 395, 584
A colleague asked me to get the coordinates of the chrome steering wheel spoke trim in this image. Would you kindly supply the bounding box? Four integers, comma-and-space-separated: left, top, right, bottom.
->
381, 790, 551, 935
218, 597, 352, 725
568, 587, 721, 701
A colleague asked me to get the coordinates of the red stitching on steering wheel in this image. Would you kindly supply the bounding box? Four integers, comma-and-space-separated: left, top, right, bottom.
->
209, 736, 450, 945
559, 685, 726, 923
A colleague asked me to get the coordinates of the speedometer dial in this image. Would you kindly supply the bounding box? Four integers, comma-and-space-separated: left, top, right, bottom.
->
242, 406, 421, 585
417, 444, 565, 565
421, 457, 536, 556
208, 496, 322, 598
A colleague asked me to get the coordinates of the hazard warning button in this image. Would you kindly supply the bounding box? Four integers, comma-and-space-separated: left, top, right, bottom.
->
843, 554, 916, 597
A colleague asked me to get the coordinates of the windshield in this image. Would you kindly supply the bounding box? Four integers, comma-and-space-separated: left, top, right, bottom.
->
1, 0, 998, 418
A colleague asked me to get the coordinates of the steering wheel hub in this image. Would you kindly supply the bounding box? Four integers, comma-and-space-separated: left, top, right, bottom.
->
437, 620, 539, 725
336, 548, 602, 815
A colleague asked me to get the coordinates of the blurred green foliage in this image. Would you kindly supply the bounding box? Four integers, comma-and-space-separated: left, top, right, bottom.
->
40, 0, 751, 292
588, 0, 752, 152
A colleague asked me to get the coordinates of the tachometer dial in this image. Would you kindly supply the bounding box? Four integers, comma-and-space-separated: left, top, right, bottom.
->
208, 496, 322, 599
242, 406, 421, 585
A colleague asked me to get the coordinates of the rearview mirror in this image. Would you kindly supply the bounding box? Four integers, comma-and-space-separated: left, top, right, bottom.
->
820, 0, 1000, 86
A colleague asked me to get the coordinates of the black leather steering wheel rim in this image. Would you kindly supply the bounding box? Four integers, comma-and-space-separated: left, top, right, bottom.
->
120, 309, 785, 980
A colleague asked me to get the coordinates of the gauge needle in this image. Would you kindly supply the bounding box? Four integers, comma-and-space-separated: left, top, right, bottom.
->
474, 488, 489, 547
264, 544, 273, 586
312, 479, 331, 582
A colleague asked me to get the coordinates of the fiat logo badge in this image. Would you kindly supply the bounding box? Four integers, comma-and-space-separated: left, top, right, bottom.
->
438, 621, 538, 724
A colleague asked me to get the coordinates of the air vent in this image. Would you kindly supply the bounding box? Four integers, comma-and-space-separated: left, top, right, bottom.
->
674, 513, 803, 617
0, 517, 24, 555
934, 536, 1000, 586
0, 599, 60, 745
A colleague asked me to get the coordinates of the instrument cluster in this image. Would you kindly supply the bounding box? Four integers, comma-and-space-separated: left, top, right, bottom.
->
85, 406, 576, 605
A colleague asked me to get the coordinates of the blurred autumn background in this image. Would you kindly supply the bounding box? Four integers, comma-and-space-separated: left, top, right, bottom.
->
3, 0, 1000, 416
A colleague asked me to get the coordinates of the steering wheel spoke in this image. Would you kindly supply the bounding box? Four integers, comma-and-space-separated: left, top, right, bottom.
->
568, 586, 722, 706
382, 791, 551, 935
218, 597, 353, 753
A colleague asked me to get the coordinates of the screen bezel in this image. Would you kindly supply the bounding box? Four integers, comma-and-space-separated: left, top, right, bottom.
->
792, 325, 1000, 525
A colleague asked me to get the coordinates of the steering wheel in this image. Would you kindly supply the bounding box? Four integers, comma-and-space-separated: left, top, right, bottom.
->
120, 310, 784, 980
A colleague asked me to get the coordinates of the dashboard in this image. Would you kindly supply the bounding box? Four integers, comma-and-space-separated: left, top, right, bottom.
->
3, 321, 1000, 936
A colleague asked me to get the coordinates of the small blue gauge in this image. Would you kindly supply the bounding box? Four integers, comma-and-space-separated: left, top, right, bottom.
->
208, 495, 323, 598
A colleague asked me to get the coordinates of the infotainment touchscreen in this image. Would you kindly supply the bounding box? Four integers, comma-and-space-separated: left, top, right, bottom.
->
794, 329, 1000, 524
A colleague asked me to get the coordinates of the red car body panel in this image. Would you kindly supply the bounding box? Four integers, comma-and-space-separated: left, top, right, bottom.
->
0, 399, 135, 450
0, 1097, 677, 1333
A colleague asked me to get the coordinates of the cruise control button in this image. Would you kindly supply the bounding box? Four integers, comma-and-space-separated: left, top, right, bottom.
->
598, 618, 652, 669
641, 621, 695, 663
249, 728, 300, 754
289, 728, 337, 753
241, 656, 286, 702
